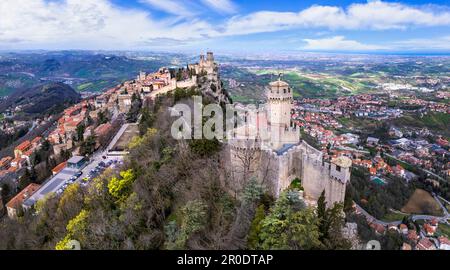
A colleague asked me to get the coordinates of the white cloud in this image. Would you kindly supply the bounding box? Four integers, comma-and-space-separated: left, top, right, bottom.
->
222, 1, 450, 36
0, 0, 217, 49
302, 36, 386, 51
201, 0, 237, 14
391, 36, 450, 50
140, 0, 195, 17
0, 0, 449, 51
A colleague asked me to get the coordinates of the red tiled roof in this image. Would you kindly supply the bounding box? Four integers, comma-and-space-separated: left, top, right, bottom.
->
94, 123, 112, 136
23, 149, 34, 157
52, 161, 67, 174
0, 156, 13, 167
31, 137, 42, 144
6, 183, 41, 209
417, 238, 435, 250
15, 140, 31, 152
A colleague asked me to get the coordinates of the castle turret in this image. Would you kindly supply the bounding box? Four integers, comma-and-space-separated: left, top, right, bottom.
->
329, 156, 352, 205
206, 52, 214, 63
138, 71, 147, 81
266, 78, 299, 150
200, 54, 206, 66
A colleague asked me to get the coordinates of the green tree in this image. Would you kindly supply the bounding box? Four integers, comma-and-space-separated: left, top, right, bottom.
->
80, 136, 96, 156
247, 204, 265, 249
55, 209, 90, 250
317, 191, 351, 249
241, 178, 264, 205
18, 169, 32, 190
108, 169, 136, 203
322, 203, 351, 249
139, 107, 155, 136
317, 190, 328, 241
98, 110, 108, 125
165, 200, 208, 249
189, 138, 221, 157
257, 191, 321, 250
76, 124, 85, 142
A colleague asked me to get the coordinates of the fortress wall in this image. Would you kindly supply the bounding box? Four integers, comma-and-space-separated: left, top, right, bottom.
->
176, 80, 196, 88
301, 156, 331, 202
228, 144, 263, 194
260, 150, 282, 196
330, 163, 351, 184
300, 154, 348, 206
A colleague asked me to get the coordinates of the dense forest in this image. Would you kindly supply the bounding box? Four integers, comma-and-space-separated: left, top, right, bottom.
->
0, 90, 350, 250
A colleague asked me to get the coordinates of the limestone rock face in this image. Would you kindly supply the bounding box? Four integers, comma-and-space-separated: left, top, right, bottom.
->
189, 52, 231, 104
342, 222, 361, 250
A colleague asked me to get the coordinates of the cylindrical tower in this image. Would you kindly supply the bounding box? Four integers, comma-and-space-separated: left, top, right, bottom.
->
266, 78, 297, 149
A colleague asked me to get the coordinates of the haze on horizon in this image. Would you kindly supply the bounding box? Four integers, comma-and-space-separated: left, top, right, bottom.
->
1, 0, 450, 54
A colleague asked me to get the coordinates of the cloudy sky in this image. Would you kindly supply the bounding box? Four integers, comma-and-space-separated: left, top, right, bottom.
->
1, 0, 450, 53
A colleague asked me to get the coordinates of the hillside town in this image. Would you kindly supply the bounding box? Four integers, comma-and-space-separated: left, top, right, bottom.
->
0, 53, 222, 220
0, 53, 449, 251
293, 94, 450, 180
290, 93, 450, 250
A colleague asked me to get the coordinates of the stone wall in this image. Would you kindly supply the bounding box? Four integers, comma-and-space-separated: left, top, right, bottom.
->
226, 140, 349, 207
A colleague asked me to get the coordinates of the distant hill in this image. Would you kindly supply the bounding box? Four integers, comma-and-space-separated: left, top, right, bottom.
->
0, 82, 81, 117
0, 51, 174, 97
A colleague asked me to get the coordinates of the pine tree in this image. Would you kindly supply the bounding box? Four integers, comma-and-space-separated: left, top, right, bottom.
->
317, 190, 328, 241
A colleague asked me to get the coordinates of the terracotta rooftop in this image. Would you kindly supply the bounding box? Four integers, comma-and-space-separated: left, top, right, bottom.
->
0, 156, 13, 167
15, 140, 31, 152
23, 149, 34, 157
6, 183, 41, 209
94, 123, 112, 135
31, 137, 42, 144
52, 161, 67, 174
417, 238, 436, 250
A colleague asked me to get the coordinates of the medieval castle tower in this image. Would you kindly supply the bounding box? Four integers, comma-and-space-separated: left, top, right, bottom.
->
227, 78, 351, 207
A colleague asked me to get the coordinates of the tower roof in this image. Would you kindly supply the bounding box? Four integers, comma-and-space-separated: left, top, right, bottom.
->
331, 156, 352, 168
269, 80, 289, 88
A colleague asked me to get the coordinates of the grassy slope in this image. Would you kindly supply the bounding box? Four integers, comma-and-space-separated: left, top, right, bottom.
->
392, 112, 450, 138
249, 69, 377, 99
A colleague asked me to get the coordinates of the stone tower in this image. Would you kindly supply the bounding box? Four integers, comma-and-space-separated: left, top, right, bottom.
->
206, 51, 214, 63
266, 78, 299, 150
